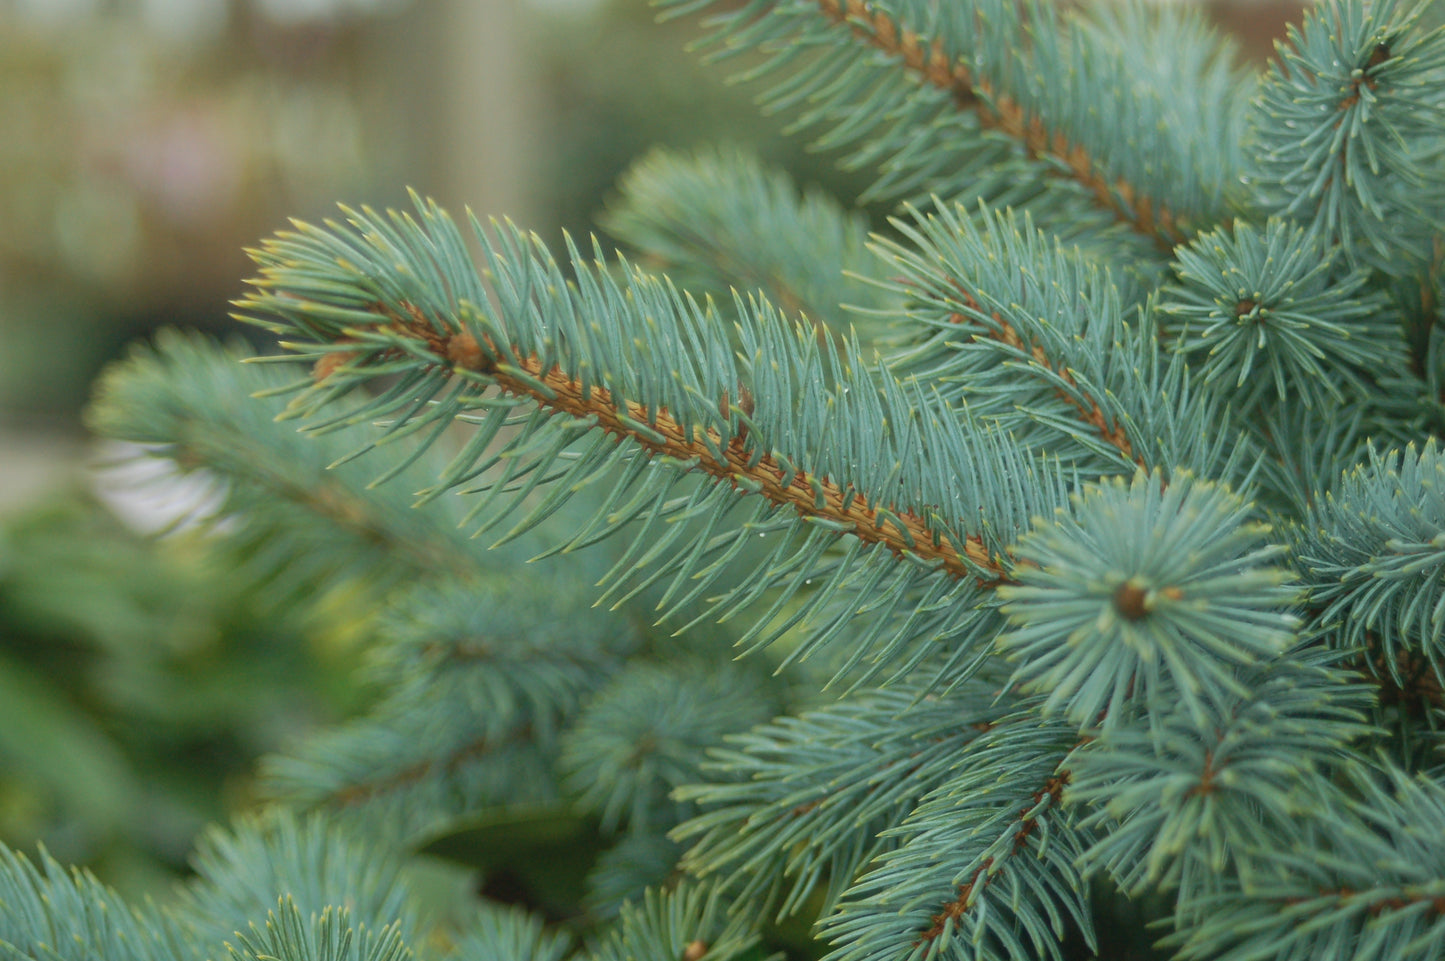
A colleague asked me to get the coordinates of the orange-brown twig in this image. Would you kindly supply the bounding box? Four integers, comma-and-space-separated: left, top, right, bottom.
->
342, 302, 1011, 587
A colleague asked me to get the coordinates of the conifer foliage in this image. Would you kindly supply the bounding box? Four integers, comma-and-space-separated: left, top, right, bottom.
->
25, 0, 1445, 958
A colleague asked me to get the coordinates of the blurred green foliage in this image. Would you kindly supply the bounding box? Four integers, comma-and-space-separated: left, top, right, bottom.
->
0, 8, 409, 426
0, 487, 354, 899
0, 0, 879, 904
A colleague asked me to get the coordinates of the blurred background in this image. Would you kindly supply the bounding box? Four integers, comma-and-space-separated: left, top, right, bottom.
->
0, 0, 1300, 901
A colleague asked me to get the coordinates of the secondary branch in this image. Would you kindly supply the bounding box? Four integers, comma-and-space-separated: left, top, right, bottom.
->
817, 0, 1186, 249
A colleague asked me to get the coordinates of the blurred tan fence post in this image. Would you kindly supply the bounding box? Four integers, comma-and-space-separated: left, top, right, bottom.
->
434, 0, 537, 230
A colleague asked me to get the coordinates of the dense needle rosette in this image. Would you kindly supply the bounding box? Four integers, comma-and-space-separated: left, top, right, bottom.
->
1157, 218, 1398, 413
998, 471, 1300, 731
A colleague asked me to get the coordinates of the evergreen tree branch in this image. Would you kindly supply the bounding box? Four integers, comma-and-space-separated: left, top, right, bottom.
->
1166, 766, 1445, 960
877, 202, 1248, 481
584, 882, 762, 961
674, 679, 1013, 920
352, 295, 997, 582
46, 0, 1445, 955
295, 716, 547, 813
668, 0, 1247, 259
584, 833, 688, 921
812, 0, 1184, 248
560, 660, 779, 834
1157, 218, 1405, 417
1295, 440, 1445, 693
998, 472, 1301, 734
893, 278, 1137, 471
912, 771, 1074, 946
1070, 662, 1375, 914
1246, 0, 1445, 275
237, 199, 1077, 685
258, 579, 625, 836
819, 714, 1089, 961
665, 0, 1044, 217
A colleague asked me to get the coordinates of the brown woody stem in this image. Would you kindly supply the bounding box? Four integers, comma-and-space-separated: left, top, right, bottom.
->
355, 303, 1011, 587
916, 770, 1072, 944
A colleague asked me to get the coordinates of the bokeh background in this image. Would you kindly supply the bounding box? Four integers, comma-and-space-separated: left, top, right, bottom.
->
0, 0, 1300, 902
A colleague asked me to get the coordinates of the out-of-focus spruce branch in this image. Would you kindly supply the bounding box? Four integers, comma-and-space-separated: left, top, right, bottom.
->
87, 332, 489, 597
668, 0, 1248, 254
811, 0, 1187, 246
599, 145, 896, 337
